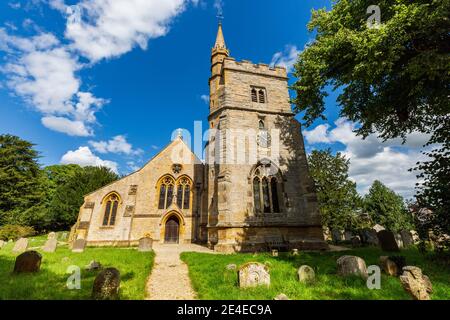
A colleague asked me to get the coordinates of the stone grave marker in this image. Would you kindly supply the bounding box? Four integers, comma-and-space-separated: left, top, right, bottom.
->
377, 230, 400, 252
138, 237, 153, 252
13, 251, 42, 273
400, 266, 433, 300
238, 262, 270, 288
43, 238, 58, 253
12, 238, 28, 253
92, 268, 121, 300
344, 231, 353, 241
331, 229, 343, 243
298, 265, 315, 283
47, 232, 57, 240
72, 239, 87, 253
373, 224, 385, 233
394, 233, 404, 248
336, 255, 368, 279
400, 230, 414, 247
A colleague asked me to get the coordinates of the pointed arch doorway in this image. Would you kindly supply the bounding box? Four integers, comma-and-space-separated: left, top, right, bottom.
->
164, 216, 180, 244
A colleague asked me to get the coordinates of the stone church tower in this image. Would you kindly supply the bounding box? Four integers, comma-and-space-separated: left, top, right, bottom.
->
203, 23, 327, 252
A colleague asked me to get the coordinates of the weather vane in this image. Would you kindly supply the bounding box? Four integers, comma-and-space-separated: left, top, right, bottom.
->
216, 12, 224, 24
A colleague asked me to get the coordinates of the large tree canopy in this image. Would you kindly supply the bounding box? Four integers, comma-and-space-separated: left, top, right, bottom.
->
308, 149, 362, 230
292, 0, 449, 140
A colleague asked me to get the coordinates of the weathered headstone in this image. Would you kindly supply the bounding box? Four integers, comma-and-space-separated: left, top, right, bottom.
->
360, 228, 378, 245
344, 231, 353, 241
271, 249, 278, 257
399, 266, 433, 300
138, 237, 153, 252
351, 236, 361, 247
331, 229, 343, 243
394, 233, 404, 248
377, 230, 400, 252
43, 238, 58, 253
12, 238, 28, 253
86, 260, 103, 271
238, 262, 270, 288
400, 230, 414, 247
59, 232, 68, 241
298, 265, 315, 283
47, 232, 57, 240
292, 249, 299, 256
72, 239, 86, 253
336, 255, 368, 279
373, 224, 385, 233
274, 294, 289, 300
379, 256, 399, 276
92, 268, 121, 300
0, 240, 5, 249
13, 251, 42, 273
226, 264, 237, 271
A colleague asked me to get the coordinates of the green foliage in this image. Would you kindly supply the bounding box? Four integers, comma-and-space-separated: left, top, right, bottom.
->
364, 180, 413, 232
0, 224, 36, 241
292, 0, 449, 140
308, 149, 362, 230
48, 166, 119, 230
0, 135, 44, 226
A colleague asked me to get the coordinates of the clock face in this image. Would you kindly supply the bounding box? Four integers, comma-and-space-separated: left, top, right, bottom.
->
257, 130, 271, 148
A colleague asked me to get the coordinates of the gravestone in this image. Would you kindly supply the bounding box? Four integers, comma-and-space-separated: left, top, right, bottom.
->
12, 238, 28, 253
271, 249, 278, 257
72, 239, 87, 253
323, 227, 331, 241
86, 260, 103, 271
226, 264, 237, 271
60, 232, 68, 241
47, 232, 57, 240
92, 268, 121, 300
364, 229, 379, 245
377, 230, 400, 252
351, 236, 361, 247
298, 265, 315, 283
0, 240, 5, 249
373, 224, 385, 233
138, 237, 153, 252
238, 262, 270, 288
400, 230, 414, 247
395, 233, 404, 248
331, 229, 343, 243
344, 231, 353, 241
292, 249, 299, 256
43, 239, 58, 253
13, 251, 42, 273
336, 255, 368, 279
400, 266, 433, 300
379, 256, 399, 276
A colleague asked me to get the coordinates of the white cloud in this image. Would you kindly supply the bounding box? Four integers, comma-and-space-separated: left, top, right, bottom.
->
270, 44, 300, 73
65, 0, 190, 62
61, 146, 118, 173
200, 94, 209, 104
304, 118, 431, 199
89, 135, 143, 156
42, 116, 92, 137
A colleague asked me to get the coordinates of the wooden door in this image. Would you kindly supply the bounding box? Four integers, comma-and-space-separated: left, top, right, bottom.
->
165, 217, 179, 243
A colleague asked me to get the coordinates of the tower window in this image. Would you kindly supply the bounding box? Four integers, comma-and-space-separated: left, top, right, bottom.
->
252, 162, 282, 214
259, 90, 266, 103
259, 120, 265, 130
251, 88, 258, 102
250, 87, 267, 104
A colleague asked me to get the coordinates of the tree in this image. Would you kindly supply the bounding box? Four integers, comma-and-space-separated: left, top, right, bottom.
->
292, 0, 449, 140
48, 166, 119, 230
0, 135, 44, 225
308, 149, 362, 230
364, 180, 413, 232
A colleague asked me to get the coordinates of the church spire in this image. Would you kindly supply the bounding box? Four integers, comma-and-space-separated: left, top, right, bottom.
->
214, 22, 226, 50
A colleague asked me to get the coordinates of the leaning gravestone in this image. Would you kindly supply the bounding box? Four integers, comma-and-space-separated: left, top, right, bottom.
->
43, 238, 58, 253
14, 251, 42, 273
400, 266, 433, 300
12, 238, 29, 253
298, 265, 315, 283
72, 239, 87, 253
138, 237, 153, 252
92, 268, 121, 300
400, 230, 414, 247
336, 255, 368, 279
0, 240, 5, 249
377, 230, 400, 252
47, 232, 57, 240
238, 262, 270, 288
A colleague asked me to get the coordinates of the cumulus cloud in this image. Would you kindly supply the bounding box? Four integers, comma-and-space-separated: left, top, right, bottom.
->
303, 118, 431, 199
270, 45, 300, 73
42, 116, 92, 137
89, 135, 143, 156
61, 146, 118, 173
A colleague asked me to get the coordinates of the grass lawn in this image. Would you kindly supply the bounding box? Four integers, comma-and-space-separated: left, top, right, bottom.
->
181, 247, 450, 300
0, 236, 154, 300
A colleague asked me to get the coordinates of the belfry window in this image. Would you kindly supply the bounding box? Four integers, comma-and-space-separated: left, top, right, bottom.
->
259, 90, 266, 103
251, 88, 258, 102
252, 162, 282, 214
158, 176, 175, 209
103, 193, 120, 226
176, 176, 192, 210
251, 87, 267, 104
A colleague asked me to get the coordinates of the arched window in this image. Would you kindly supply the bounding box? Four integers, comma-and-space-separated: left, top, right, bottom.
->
258, 90, 266, 103
176, 176, 192, 210
259, 120, 265, 130
251, 88, 258, 102
252, 162, 282, 214
103, 193, 120, 226
158, 176, 175, 209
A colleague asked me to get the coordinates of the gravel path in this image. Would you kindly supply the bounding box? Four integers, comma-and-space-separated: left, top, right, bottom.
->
146, 243, 215, 300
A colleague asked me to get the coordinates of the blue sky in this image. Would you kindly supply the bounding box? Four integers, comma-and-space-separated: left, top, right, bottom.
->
0, 0, 428, 199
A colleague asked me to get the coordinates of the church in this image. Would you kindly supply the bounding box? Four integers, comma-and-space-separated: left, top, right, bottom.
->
71, 24, 327, 253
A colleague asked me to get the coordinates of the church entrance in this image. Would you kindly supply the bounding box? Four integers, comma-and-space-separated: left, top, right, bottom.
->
164, 216, 180, 244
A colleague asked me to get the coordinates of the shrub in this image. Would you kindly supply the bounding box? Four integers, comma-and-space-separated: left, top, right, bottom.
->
0, 224, 36, 241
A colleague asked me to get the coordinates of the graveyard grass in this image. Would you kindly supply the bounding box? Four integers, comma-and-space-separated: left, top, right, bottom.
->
0, 235, 154, 300
181, 247, 450, 300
